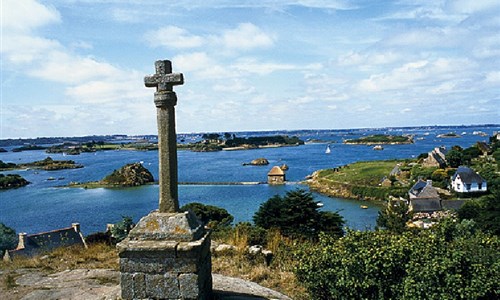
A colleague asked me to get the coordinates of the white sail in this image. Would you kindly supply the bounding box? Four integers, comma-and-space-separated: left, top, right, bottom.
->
325, 144, 331, 154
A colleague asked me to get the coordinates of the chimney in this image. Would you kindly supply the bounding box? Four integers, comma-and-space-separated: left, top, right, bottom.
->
427, 180, 432, 187
72, 223, 81, 233
17, 233, 27, 250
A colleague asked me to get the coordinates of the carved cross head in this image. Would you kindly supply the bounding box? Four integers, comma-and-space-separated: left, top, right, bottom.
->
144, 60, 184, 93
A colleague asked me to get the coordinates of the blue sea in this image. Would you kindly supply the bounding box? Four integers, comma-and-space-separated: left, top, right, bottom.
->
0, 125, 497, 235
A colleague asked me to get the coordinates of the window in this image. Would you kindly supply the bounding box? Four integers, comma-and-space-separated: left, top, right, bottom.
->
478, 183, 483, 190
466, 184, 471, 190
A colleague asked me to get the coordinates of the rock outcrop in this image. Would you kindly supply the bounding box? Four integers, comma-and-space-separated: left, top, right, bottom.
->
101, 163, 154, 187
3, 268, 292, 300
243, 158, 269, 166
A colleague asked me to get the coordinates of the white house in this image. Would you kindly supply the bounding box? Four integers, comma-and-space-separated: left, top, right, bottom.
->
451, 166, 487, 193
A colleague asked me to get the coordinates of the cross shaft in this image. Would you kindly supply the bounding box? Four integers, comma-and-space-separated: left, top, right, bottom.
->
144, 60, 184, 213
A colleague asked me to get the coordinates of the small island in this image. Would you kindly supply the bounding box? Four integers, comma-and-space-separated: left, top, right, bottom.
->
343, 134, 414, 145
68, 162, 154, 188
0, 174, 30, 189
0, 157, 83, 171
180, 134, 305, 152
437, 132, 461, 138
242, 158, 269, 166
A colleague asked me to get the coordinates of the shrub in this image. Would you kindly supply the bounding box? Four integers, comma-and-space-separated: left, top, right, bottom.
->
180, 202, 234, 231
295, 221, 500, 300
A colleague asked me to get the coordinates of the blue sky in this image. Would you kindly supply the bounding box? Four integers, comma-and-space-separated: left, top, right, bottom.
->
1, 0, 499, 138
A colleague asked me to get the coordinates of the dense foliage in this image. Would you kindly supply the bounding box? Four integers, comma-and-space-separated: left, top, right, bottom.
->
458, 191, 500, 235
0, 160, 17, 170
295, 220, 500, 299
253, 189, 344, 240
180, 202, 234, 231
0, 223, 17, 255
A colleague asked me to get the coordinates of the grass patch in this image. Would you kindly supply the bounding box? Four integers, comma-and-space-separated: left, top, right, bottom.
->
308, 159, 413, 200
212, 228, 310, 299
0, 243, 119, 273
320, 160, 402, 185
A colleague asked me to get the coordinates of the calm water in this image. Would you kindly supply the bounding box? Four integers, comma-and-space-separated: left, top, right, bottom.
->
0, 125, 497, 235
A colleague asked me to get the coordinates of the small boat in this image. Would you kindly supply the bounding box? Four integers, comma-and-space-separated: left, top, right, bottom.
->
325, 144, 331, 154
360, 205, 368, 209
317, 202, 324, 207
373, 145, 383, 150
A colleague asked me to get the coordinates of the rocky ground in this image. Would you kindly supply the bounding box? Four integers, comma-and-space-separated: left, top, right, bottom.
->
0, 268, 291, 300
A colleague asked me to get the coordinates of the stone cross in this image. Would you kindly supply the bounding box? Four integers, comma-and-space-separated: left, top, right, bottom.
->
144, 60, 184, 213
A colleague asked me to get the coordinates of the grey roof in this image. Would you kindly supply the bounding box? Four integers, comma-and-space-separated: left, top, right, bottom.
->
390, 165, 401, 176
11, 225, 85, 257
410, 199, 442, 212
452, 166, 485, 184
441, 200, 466, 211
409, 180, 440, 199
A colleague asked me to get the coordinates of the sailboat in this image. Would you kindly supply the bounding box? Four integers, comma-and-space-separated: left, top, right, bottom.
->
325, 144, 331, 154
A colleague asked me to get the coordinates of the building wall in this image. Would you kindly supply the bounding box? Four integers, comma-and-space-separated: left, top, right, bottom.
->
452, 177, 487, 193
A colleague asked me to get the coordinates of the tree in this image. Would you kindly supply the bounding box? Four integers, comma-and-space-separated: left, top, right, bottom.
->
253, 189, 344, 239
180, 202, 234, 231
0, 223, 17, 255
446, 148, 464, 168
376, 199, 412, 233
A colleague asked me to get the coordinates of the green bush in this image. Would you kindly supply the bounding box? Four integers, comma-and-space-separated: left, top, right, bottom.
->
110, 216, 134, 243
180, 202, 234, 231
295, 221, 500, 299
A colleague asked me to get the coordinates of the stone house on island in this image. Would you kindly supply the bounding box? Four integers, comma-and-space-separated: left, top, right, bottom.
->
268, 166, 286, 184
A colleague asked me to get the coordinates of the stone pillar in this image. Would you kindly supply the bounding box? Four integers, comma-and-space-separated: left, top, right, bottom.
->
118, 59, 212, 299
117, 211, 212, 299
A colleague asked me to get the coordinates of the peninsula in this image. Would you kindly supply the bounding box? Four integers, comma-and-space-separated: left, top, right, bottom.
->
305, 160, 410, 201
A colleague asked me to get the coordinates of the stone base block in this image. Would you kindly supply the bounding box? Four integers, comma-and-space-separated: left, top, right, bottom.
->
118, 211, 212, 299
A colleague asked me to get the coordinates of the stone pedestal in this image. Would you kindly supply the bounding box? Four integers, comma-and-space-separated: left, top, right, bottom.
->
117, 210, 212, 299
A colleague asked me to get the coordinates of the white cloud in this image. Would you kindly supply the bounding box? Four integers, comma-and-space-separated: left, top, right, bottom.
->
213, 79, 254, 94
145, 26, 204, 49
1, 35, 61, 64
219, 23, 274, 50
485, 71, 500, 83
1, 0, 61, 32
358, 58, 475, 93
29, 51, 121, 84
233, 58, 296, 75
445, 0, 500, 14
